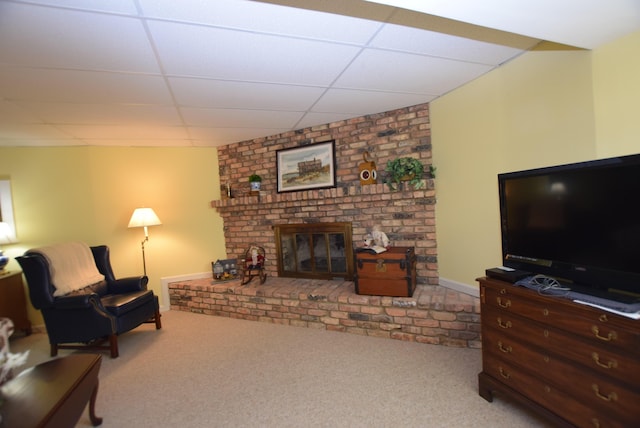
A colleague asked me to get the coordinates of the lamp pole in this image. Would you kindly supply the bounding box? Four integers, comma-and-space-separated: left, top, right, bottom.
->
141, 235, 149, 276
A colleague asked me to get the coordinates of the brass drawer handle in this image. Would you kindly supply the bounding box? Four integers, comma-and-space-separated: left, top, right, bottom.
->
591, 352, 617, 369
591, 326, 617, 342
497, 317, 512, 329
592, 384, 618, 402
498, 366, 511, 380
497, 297, 511, 308
497, 341, 512, 353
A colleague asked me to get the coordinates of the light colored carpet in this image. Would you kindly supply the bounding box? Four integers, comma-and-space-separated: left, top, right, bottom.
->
10, 311, 552, 427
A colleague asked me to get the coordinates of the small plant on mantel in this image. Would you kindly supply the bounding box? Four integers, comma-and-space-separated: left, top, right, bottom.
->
249, 173, 262, 191
385, 157, 425, 190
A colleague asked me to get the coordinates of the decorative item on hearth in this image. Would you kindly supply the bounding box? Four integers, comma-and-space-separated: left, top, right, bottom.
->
357, 225, 390, 255
371, 225, 390, 248
249, 173, 262, 191
212, 258, 239, 281
385, 156, 425, 190
358, 151, 377, 185
240, 244, 266, 285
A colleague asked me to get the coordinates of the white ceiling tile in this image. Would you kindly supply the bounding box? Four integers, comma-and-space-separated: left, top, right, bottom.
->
16, 102, 183, 126
188, 126, 290, 145
296, 112, 362, 130
0, 138, 87, 147
0, 3, 159, 72
0, 123, 76, 140
57, 124, 189, 140
368, 0, 640, 49
80, 138, 194, 147
0, 68, 172, 104
148, 21, 361, 85
8, 0, 139, 14
0, 99, 43, 124
336, 50, 492, 94
169, 78, 325, 110
313, 89, 433, 115
371, 24, 529, 65
181, 107, 304, 128
139, 0, 383, 43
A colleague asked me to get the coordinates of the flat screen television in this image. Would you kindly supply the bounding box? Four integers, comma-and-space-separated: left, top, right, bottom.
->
498, 153, 640, 303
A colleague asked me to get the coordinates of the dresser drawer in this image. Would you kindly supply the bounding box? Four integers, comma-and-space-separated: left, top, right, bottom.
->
482, 354, 630, 428
481, 282, 640, 352
483, 327, 640, 421
481, 304, 640, 387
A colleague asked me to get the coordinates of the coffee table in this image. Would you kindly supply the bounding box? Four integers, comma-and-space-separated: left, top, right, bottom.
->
1, 353, 102, 427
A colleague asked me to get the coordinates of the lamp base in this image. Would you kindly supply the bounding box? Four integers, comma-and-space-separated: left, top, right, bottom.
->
0, 251, 9, 272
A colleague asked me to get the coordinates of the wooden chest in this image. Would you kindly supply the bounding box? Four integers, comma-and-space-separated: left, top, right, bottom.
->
354, 246, 417, 297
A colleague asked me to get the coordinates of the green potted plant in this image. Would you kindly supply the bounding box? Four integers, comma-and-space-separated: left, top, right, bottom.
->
249, 173, 262, 191
385, 157, 425, 190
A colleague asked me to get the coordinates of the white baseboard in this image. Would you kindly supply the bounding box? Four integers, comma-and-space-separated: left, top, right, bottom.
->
160, 272, 211, 311
439, 277, 479, 297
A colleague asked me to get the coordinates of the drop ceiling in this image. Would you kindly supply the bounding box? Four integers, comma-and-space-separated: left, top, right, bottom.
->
0, 0, 638, 148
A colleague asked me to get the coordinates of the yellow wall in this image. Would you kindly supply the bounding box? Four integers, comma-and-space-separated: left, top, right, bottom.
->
0, 146, 226, 325
432, 31, 640, 289
592, 31, 640, 157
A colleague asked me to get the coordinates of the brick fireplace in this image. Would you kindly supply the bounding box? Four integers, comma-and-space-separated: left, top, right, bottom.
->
169, 102, 481, 348
212, 102, 437, 286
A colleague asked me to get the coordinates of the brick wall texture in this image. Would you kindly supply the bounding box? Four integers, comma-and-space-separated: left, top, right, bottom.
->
212, 102, 437, 285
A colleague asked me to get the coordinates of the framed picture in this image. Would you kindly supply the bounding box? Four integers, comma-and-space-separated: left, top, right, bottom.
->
276, 140, 337, 193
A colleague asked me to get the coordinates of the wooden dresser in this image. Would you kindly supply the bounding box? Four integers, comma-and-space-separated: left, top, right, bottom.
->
477, 276, 639, 428
0, 271, 31, 335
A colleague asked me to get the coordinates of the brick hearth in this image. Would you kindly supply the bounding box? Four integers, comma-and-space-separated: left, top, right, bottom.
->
169, 277, 481, 348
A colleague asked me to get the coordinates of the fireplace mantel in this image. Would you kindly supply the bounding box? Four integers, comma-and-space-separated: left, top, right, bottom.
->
210, 180, 437, 286
211, 182, 435, 209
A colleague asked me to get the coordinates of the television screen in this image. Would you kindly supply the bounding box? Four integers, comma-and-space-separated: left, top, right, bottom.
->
498, 154, 640, 302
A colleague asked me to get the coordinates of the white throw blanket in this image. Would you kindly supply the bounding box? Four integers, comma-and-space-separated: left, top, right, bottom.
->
29, 242, 105, 297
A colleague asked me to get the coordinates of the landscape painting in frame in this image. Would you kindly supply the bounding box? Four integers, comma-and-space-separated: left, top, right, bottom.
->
277, 141, 336, 193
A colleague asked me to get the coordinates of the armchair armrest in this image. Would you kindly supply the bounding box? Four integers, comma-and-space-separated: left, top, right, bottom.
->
53, 293, 103, 310
107, 276, 149, 294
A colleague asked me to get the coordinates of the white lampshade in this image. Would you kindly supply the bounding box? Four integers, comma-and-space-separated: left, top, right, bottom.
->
0, 222, 16, 245
128, 208, 162, 228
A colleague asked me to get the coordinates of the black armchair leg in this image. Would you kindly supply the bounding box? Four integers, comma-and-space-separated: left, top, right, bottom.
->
51, 343, 59, 357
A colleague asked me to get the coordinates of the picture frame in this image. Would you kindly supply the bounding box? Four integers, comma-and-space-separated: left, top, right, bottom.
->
276, 140, 337, 193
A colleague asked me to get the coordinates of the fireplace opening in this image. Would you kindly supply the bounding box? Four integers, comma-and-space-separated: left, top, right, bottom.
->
274, 222, 354, 280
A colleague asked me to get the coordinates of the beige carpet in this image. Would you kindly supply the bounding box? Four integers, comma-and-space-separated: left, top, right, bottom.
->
10, 311, 552, 427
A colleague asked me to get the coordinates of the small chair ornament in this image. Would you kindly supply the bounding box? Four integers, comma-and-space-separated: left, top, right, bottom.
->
240, 244, 267, 285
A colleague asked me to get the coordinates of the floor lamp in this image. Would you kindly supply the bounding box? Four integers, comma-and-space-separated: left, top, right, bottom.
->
128, 208, 162, 276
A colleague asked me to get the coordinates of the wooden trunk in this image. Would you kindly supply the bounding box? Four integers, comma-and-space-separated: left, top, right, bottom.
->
354, 246, 416, 297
